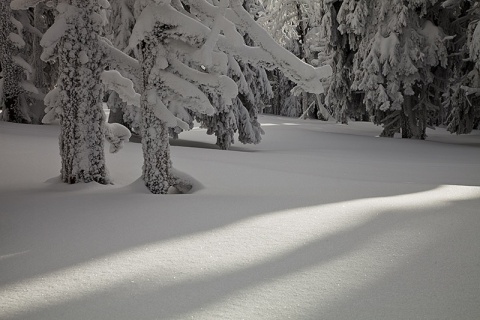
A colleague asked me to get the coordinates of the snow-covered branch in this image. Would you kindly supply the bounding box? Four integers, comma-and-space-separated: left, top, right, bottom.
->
184, 0, 332, 94
10, 0, 44, 10
100, 70, 140, 107
98, 37, 141, 85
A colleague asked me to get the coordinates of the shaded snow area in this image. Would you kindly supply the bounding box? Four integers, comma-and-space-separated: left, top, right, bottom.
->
1, 115, 480, 320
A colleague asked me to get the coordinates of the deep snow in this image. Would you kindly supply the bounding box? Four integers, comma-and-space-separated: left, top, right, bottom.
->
1, 115, 480, 320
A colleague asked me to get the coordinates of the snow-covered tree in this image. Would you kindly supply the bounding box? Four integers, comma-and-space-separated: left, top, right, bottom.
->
193, 1, 273, 149
0, 2, 43, 123
231, 56, 273, 144
123, 0, 331, 193
31, 2, 57, 93
12, 0, 330, 194
44, 0, 113, 183
259, 0, 329, 118
445, 0, 480, 134
319, 0, 368, 124
350, 0, 452, 139
1, 1, 24, 122
11, 0, 127, 184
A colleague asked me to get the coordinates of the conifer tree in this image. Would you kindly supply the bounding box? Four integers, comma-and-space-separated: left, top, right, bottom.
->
320, 0, 367, 124
260, 0, 326, 118
14, 0, 330, 193
445, 0, 480, 134
12, 0, 120, 184
351, 0, 450, 139
0, 2, 33, 123
125, 0, 331, 193
194, 0, 272, 149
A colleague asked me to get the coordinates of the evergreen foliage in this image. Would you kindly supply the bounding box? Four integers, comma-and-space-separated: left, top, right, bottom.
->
1, 1, 47, 123
305, 0, 479, 138
105, 0, 140, 132
125, 0, 330, 193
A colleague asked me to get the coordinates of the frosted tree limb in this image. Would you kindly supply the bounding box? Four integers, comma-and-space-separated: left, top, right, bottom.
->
183, 0, 332, 94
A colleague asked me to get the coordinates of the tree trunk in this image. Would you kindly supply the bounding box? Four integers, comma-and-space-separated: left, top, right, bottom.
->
402, 94, 426, 139
57, 1, 110, 184
140, 40, 173, 194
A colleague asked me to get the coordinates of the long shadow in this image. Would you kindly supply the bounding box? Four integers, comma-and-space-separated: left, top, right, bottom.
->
170, 138, 258, 153
311, 196, 480, 320
1, 127, 451, 292
0, 177, 439, 285
129, 133, 258, 153
2, 121, 479, 319
3, 191, 479, 319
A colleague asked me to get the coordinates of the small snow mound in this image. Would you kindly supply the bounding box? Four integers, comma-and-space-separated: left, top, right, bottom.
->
170, 168, 205, 194
43, 176, 63, 185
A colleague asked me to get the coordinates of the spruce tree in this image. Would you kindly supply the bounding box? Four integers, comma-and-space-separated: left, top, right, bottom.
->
445, 1, 480, 134
194, 0, 272, 149
13, 0, 115, 183
260, 0, 327, 118
320, 0, 367, 124
350, 0, 450, 139
0, 2, 30, 123
126, 0, 331, 193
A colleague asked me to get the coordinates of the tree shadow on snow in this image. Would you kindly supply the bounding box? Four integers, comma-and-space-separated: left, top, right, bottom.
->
3, 193, 479, 320
129, 133, 258, 153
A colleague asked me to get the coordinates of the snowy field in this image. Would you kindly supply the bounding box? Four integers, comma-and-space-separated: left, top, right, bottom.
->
1, 115, 480, 320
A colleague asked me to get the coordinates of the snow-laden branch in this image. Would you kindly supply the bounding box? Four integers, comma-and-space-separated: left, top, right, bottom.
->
100, 69, 196, 131
167, 39, 229, 75
10, 0, 44, 10
128, 2, 274, 73
167, 55, 238, 102
98, 37, 141, 85
12, 55, 33, 74
9, 33, 26, 48
39, 4, 75, 62
20, 81, 39, 94
128, 3, 208, 50
184, 0, 332, 94
157, 69, 215, 116
42, 86, 61, 124
10, 16, 23, 34
147, 89, 190, 131
194, 0, 229, 68
100, 70, 140, 106
227, 55, 253, 98
104, 122, 131, 154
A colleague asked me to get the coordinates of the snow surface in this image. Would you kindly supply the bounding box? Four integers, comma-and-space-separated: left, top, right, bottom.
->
1, 116, 480, 320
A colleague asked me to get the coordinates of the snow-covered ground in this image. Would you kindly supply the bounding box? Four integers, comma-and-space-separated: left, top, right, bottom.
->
1, 115, 480, 320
